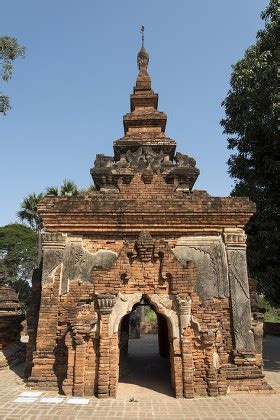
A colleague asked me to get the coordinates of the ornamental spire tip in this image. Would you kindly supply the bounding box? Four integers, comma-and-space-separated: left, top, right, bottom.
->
141, 25, 144, 48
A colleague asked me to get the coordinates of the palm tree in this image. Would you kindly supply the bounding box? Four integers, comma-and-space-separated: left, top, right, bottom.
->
87, 183, 96, 192
18, 180, 81, 232
17, 192, 43, 232
60, 179, 79, 196
45, 186, 59, 196
46, 179, 79, 196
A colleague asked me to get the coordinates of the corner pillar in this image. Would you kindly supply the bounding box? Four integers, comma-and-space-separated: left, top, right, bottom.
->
29, 233, 67, 387
223, 228, 255, 356
96, 294, 116, 398
72, 334, 87, 396
62, 332, 75, 395
177, 296, 194, 398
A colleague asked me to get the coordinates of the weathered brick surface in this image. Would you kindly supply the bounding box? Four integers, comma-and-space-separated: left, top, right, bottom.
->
27, 232, 270, 398
0, 287, 25, 369
27, 41, 270, 399
38, 176, 255, 235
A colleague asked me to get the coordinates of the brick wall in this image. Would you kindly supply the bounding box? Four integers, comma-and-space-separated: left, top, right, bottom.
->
27, 232, 271, 398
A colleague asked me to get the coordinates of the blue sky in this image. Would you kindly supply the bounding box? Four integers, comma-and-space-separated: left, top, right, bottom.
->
0, 0, 267, 226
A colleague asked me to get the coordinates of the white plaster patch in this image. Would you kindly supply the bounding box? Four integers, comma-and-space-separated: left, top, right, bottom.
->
175, 236, 222, 245
213, 351, 220, 369
40, 397, 64, 404
66, 398, 90, 405
14, 397, 38, 403
19, 391, 42, 397
109, 293, 142, 336
173, 236, 229, 299
109, 293, 180, 340
147, 294, 180, 339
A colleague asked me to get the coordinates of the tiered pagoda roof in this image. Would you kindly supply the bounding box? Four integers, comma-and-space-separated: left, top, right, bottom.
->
91, 34, 200, 193
38, 32, 255, 235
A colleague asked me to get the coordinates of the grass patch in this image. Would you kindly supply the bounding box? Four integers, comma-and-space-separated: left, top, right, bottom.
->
256, 295, 280, 322
144, 306, 157, 323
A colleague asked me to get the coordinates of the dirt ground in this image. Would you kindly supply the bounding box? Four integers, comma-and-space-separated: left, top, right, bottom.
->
118, 334, 173, 399
0, 335, 279, 419
118, 334, 280, 399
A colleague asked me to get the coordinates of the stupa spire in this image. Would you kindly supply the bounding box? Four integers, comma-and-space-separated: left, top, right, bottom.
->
91, 32, 200, 193
118, 28, 171, 144
136, 26, 151, 90
141, 25, 144, 48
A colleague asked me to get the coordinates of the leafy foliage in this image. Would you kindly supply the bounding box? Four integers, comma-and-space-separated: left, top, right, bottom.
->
17, 192, 44, 232
221, 0, 280, 305
46, 179, 80, 196
144, 306, 157, 323
0, 224, 37, 309
0, 37, 25, 81
87, 183, 96, 192
19, 180, 95, 231
256, 295, 280, 322
0, 36, 25, 114
45, 186, 59, 196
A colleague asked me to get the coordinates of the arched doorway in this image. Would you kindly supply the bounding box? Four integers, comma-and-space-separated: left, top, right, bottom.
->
118, 297, 174, 398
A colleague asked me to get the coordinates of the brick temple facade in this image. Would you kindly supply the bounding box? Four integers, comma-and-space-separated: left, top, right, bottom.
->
26, 39, 270, 398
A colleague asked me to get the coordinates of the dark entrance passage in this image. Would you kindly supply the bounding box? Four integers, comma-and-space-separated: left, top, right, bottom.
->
118, 300, 173, 398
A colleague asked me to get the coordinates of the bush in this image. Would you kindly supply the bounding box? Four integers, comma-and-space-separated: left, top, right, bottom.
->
256, 295, 280, 322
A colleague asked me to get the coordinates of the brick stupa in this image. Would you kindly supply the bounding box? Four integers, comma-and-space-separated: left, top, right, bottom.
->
26, 35, 270, 398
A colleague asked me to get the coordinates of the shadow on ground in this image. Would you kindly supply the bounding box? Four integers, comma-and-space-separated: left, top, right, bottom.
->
0, 342, 26, 381
118, 334, 280, 399
263, 335, 280, 372
119, 334, 174, 397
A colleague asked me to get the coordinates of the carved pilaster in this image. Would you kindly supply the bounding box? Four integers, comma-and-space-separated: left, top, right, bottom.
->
42, 232, 67, 248
97, 313, 111, 398
223, 228, 255, 353
73, 339, 87, 396
223, 229, 247, 248
41, 232, 67, 285
252, 312, 264, 365
181, 329, 194, 398
96, 294, 116, 315
176, 296, 191, 334
70, 303, 98, 397
71, 303, 98, 339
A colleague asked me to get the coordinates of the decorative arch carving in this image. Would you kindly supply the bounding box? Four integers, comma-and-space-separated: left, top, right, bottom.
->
108, 292, 180, 340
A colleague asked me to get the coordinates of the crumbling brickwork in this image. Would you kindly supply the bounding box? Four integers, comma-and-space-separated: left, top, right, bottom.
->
0, 287, 25, 369
27, 40, 271, 398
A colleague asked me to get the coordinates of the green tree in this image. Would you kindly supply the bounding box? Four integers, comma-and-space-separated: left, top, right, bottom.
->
0, 36, 25, 114
19, 180, 94, 232
221, 0, 279, 305
0, 224, 37, 309
87, 183, 96, 192
17, 192, 44, 232
46, 179, 80, 196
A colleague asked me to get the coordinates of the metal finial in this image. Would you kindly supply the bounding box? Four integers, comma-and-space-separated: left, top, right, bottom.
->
141, 25, 144, 47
